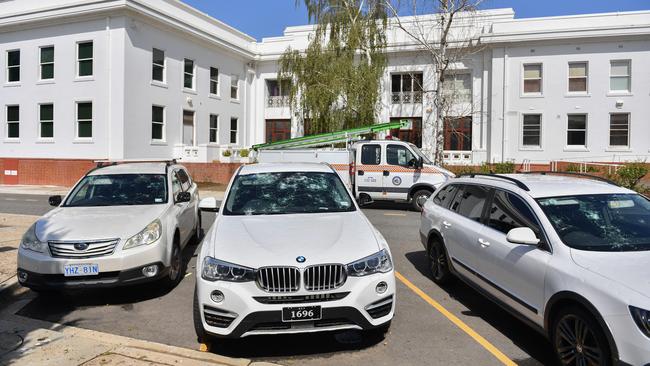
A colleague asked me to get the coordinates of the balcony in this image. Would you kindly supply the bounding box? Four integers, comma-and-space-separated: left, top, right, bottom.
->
267, 95, 290, 108
391, 91, 423, 105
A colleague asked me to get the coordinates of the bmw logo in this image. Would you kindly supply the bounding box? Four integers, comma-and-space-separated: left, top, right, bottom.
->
74, 243, 89, 251
296, 256, 306, 263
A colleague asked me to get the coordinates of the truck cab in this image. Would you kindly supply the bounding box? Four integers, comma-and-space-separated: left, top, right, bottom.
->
352, 140, 452, 210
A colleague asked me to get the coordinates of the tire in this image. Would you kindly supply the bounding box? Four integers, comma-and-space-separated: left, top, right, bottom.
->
161, 242, 183, 289
551, 305, 613, 366
192, 211, 202, 244
411, 189, 432, 212
428, 237, 452, 284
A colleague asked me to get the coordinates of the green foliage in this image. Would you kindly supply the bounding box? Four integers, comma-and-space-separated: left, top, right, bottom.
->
239, 149, 250, 158
279, 0, 388, 134
444, 161, 515, 176
564, 164, 599, 173
614, 162, 648, 190
222, 150, 232, 157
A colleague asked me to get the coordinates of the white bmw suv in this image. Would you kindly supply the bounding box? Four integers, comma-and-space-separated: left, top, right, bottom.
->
17, 161, 200, 291
194, 163, 395, 340
420, 173, 650, 366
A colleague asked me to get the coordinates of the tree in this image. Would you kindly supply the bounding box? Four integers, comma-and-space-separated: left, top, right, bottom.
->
279, 0, 389, 134
384, 0, 485, 164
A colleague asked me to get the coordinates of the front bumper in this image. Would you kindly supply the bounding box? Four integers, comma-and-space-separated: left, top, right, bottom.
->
196, 271, 395, 338
606, 313, 650, 366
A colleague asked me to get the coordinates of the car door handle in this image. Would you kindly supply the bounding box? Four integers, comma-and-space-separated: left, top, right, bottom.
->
478, 238, 490, 247
383, 170, 390, 176
358, 170, 364, 176
442, 221, 452, 228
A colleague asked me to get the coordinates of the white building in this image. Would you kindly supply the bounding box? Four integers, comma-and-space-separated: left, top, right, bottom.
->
0, 0, 649, 185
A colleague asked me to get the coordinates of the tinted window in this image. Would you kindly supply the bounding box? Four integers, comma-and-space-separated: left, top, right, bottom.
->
361, 144, 381, 165
452, 185, 489, 222
177, 169, 191, 191
488, 190, 540, 235
386, 144, 415, 167
433, 184, 459, 208
65, 174, 167, 206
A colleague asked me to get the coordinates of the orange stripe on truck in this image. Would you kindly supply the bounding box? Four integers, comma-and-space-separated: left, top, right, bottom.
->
330, 164, 442, 174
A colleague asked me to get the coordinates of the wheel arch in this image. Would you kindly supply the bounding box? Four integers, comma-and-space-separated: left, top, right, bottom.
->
544, 291, 619, 361
409, 183, 436, 198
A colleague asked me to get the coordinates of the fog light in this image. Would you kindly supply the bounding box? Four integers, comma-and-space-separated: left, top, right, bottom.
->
142, 265, 158, 278
376, 281, 388, 294
18, 271, 28, 283
210, 290, 225, 303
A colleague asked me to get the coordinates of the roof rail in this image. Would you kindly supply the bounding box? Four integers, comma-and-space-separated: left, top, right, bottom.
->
521, 171, 619, 186
458, 173, 530, 191
94, 159, 177, 168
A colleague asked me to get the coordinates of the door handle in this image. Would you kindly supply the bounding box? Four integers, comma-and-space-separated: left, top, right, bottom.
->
358, 170, 364, 176
478, 238, 490, 247
442, 221, 452, 228
383, 170, 390, 176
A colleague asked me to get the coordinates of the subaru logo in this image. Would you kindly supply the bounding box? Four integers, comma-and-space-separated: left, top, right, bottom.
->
296, 256, 306, 263
74, 243, 89, 251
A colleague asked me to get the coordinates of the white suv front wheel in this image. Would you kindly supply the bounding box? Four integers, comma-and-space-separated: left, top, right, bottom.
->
551, 306, 612, 366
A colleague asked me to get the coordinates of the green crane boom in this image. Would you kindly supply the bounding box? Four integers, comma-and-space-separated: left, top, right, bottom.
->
251, 121, 407, 150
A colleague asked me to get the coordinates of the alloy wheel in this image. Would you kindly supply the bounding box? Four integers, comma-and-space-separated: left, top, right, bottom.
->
169, 246, 181, 281
428, 243, 446, 280
555, 314, 604, 366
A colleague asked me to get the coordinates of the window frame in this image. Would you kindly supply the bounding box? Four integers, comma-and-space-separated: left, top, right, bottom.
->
76, 41, 94, 78
441, 72, 472, 103
75, 101, 93, 140
386, 143, 417, 168
38, 103, 54, 140
360, 144, 382, 165
608, 112, 630, 149
566, 114, 588, 149
230, 75, 239, 100
183, 58, 195, 90
520, 113, 543, 150
229, 117, 238, 144
5, 105, 20, 140
152, 48, 166, 84
567, 61, 588, 94
522, 63, 543, 95
151, 105, 165, 142
609, 59, 631, 94
209, 114, 219, 144
39, 46, 55, 81
210, 67, 219, 96
449, 184, 491, 223
6, 49, 20, 84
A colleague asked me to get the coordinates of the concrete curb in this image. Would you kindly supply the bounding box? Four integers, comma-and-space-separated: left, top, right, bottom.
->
0, 276, 17, 294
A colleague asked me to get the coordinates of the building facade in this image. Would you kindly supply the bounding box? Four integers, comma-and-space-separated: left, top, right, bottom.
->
1, 0, 649, 185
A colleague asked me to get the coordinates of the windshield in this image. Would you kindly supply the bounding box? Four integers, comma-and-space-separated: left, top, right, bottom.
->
409, 144, 433, 165
65, 174, 168, 207
223, 172, 356, 215
537, 194, 650, 251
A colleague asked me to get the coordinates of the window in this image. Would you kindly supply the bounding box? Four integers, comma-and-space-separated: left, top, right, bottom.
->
265, 119, 290, 143
441, 73, 472, 102
39, 104, 54, 139
266, 79, 290, 107
171, 172, 182, 198
523, 64, 542, 94
433, 184, 459, 209
183, 110, 194, 146
568, 62, 587, 93
152, 48, 165, 82
209, 114, 218, 143
391, 73, 423, 104
6, 105, 19, 138
210, 67, 219, 95
230, 75, 239, 99
488, 190, 540, 236
77, 41, 93, 77
176, 169, 191, 191
451, 185, 489, 222
7, 50, 20, 83
183, 59, 194, 89
522, 114, 542, 148
610, 60, 631, 93
76, 102, 92, 138
389, 117, 422, 147
567, 114, 587, 147
152, 106, 164, 141
40, 46, 54, 80
609, 113, 629, 147
443, 117, 472, 151
387, 144, 416, 167
360, 144, 381, 165
230, 117, 238, 144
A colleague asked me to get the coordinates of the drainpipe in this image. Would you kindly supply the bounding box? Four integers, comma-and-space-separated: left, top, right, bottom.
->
501, 48, 508, 163
106, 16, 112, 160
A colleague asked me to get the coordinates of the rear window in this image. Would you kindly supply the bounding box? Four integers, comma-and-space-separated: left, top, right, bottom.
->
451, 185, 489, 222
361, 144, 381, 165
433, 184, 459, 208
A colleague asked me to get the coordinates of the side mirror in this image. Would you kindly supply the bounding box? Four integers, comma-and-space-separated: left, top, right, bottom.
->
506, 227, 540, 245
417, 157, 424, 169
48, 195, 62, 207
199, 197, 220, 212
176, 191, 191, 203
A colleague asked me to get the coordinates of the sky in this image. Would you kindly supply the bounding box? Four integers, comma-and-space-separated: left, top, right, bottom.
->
182, 0, 650, 41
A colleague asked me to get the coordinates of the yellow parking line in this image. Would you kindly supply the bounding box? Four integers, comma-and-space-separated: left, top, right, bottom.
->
395, 271, 516, 366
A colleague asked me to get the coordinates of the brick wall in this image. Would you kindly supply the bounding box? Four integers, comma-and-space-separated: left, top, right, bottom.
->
183, 162, 242, 185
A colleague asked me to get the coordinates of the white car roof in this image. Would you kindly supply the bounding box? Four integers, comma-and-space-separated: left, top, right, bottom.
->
88, 163, 173, 175
239, 162, 335, 175
454, 174, 634, 198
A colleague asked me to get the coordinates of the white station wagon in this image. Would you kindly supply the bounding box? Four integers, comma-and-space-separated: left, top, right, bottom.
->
17, 162, 200, 291
194, 163, 395, 339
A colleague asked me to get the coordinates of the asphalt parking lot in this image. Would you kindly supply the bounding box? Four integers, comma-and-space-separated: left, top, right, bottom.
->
4, 196, 556, 365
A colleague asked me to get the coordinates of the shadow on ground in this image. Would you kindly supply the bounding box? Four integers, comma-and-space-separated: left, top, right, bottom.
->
404, 250, 558, 366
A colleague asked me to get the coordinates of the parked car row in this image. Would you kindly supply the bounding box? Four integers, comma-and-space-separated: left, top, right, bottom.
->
15, 160, 650, 365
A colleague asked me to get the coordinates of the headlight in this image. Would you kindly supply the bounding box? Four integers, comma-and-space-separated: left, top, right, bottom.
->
346, 249, 393, 277
630, 306, 650, 338
20, 223, 46, 253
123, 219, 161, 250
201, 257, 256, 282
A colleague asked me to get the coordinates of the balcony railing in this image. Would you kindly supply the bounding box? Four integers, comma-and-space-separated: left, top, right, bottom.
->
267, 95, 290, 108
391, 91, 423, 104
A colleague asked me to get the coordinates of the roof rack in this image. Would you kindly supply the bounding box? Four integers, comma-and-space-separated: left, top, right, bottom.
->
521, 171, 619, 186
94, 159, 177, 168
458, 173, 530, 191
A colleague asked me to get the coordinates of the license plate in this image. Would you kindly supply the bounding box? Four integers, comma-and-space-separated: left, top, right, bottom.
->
63, 264, 99, 277
282, 306, 322, 322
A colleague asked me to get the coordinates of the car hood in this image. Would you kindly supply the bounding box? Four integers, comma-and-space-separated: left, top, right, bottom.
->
571, 248, 650, 299
36, 205, 167, 241
208, 212, 381, 268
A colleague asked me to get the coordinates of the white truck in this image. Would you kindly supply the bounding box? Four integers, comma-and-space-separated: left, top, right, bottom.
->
257, 139, 453, 211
